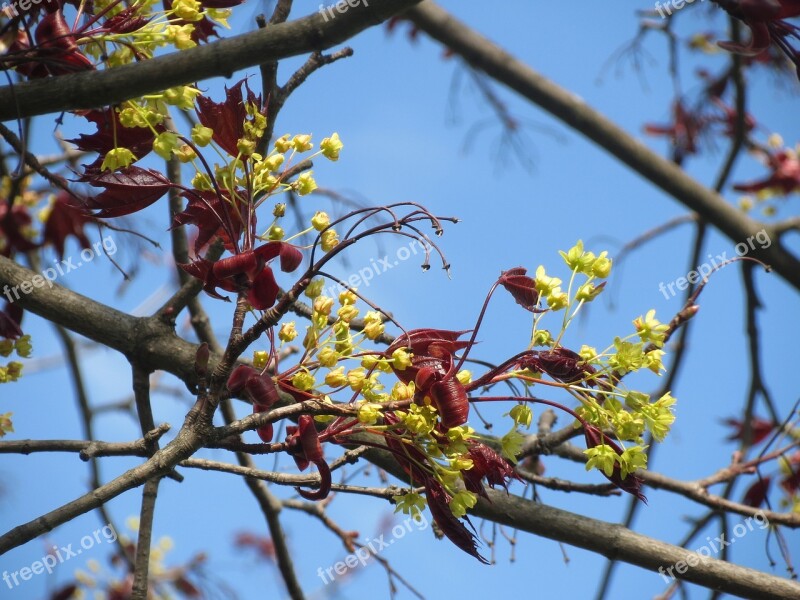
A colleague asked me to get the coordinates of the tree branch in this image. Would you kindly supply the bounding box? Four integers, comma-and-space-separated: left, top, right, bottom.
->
0, 0, 423, 120
403, 1, 800, 292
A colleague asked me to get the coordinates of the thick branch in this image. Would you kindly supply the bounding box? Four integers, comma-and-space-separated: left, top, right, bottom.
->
404, 2, 800, 292
0, 0, 423, 120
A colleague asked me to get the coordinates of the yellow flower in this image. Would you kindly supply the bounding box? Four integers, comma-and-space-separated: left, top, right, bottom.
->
320, 133, 343, 161
313, 295, 334, 316
253, 351, 269, 369
172, 0, 202, 21
296, 171, 317, 195
292, 370, 315, 391
357, 402, 382, 424
292, 134, 313, 152
347, 368, 367, 391
339, 288, 357, 305
391, 348, 412, 370
321, 229, 339, 252
0, 412, 13, 436
153, 131, 179, 160
264, 153, 285, 171
191, 124, 214, 146
325, 366, 347, 387
391, 380, 414, 400
591, 252, 612, 278
337, 304, 359, 322
304, 278, 325, 299
278, 322, 298, 342
100, 147, 136, 171
311, 211, 330, 231
318, 347, 338, 368
274, 134, 292, 152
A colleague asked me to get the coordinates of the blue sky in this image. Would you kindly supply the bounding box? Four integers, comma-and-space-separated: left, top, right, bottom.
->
1, 1, 799, 598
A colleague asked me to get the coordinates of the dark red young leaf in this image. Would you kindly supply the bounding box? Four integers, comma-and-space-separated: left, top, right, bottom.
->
462, 441, 520, 497
286, 415, 331, 500
212, 251, 260, 280
42, 192, 92, 259
179, 257, 237, 301
279, 243, 303, 272
0, 201, 38, 257
742, 476, 771, 507
387, 328, 471, 384
80, 166, 172, 218
181, 242, 300, 309
733, 149, 800, 196
252, 404, 274, 443
172, 189, 246, 254
227, 364, 257, 394
723, 416, 775, 445
244, 373, 280, 408
584, 424, 647, 503
427, 376, 470, 429
102, 6, 151, 34
425, 479, 489, 564
173, 576, 201, 597
536, 347, 596, 383
70, 109, 159, 169
643, 100, 706, 164
0, 302, 24, 339
49, 584, 79, 600
297, 414, 323, 463
32, 10, 94, 77
713, 0, 800, 76
780, 451, 800, 495
234, 532, 276, 562
499, 267, 540, 311
196, 79, 263, 157
190, 15, 220, 43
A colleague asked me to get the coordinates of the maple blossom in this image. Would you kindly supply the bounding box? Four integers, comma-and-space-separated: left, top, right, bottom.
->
733, 147, 800, 196
712, 0, 800, 75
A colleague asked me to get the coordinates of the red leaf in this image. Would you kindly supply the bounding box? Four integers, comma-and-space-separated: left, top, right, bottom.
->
584, 425, 647, 502
723, 416, 775, 445
196, 79, 263, 157
42, 192, 92, 259
172, 189, 245, 254
499, 267, 539, 312
742, 477, 771, 508
70, 109, 159, 169
247, 267, 279, 310
32, 10, 94, 77
81, 166, 172, 218
227, 364, 256, 394
425, 479, 489, 564
103, 6, 151, 34
0, 201, 38, 256
279, 243, 303, 272
0, 302, 23, 339
234, 532, 276, 562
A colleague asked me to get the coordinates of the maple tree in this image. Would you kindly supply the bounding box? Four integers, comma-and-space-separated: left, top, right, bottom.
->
0, 1, 799, 599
